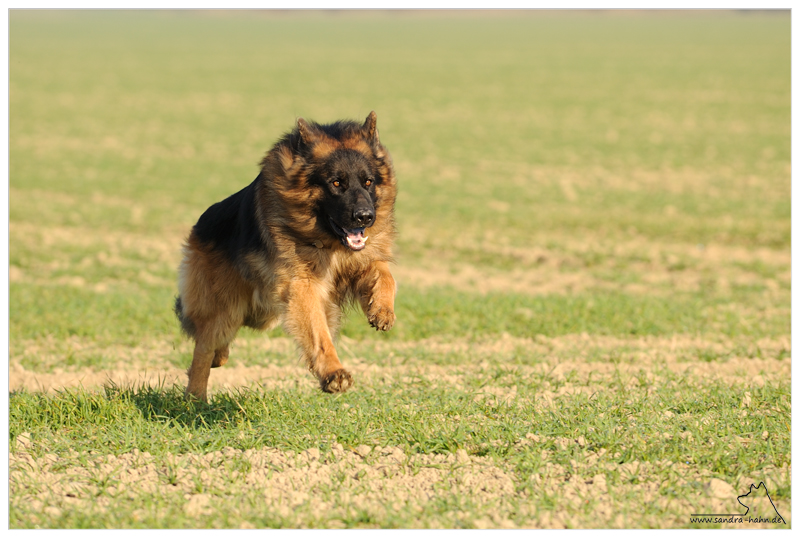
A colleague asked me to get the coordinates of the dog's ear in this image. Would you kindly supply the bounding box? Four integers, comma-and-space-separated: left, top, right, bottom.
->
296, 117, 318, 147
363, 111, 380, 145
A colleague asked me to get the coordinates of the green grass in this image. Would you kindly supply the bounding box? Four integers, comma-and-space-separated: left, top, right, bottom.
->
10, 377, 790, 469
9, 10, 790, 529
10, 283, 175, 343
9, 375, 790, 528
10, 281, 788, 349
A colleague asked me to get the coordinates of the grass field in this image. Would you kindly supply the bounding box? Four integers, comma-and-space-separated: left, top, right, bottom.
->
8, 10, 791, 529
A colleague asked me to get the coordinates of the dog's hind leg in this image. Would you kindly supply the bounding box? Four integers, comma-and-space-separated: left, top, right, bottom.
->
185, 318, 237, 402
186, 341, 215, 402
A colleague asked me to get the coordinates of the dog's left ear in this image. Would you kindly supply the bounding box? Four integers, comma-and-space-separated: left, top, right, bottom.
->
363, 111, 380, 145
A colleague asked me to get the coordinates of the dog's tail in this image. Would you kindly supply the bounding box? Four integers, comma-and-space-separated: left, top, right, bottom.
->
174, 296, 196, 337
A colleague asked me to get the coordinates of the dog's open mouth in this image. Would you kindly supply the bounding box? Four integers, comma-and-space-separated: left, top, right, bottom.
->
329, 218, 369, 251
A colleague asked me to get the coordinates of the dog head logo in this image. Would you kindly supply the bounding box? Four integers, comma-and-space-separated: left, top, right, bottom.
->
737, 482, 785, 524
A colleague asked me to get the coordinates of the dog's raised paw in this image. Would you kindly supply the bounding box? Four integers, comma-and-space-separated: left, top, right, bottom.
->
321, 369, 353, 393
368, 306, 396, 331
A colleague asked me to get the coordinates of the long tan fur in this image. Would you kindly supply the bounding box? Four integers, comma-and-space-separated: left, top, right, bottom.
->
177, 112, 397, 402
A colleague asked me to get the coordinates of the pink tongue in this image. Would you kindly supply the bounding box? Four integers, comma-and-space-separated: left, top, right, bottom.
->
345, 229, 367, 249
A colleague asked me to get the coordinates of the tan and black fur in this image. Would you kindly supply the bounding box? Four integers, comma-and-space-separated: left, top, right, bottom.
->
175, 112, 397, 401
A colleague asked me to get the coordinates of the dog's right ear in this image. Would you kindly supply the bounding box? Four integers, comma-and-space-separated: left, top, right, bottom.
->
296, 117, 318, 147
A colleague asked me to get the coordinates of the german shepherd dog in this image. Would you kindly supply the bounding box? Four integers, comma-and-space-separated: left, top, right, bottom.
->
175, 112, 397, 401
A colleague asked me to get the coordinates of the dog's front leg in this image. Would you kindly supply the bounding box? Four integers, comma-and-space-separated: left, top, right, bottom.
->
283, 278, 353, 393
358, 260, 397, 332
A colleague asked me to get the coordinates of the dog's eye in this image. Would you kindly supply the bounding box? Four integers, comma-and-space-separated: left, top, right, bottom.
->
365, 179, 372, 187
332, 180, 341, 188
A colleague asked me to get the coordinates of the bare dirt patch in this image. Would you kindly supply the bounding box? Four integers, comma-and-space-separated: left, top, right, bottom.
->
10, 435, 791, 529
12, 215, 790, 299
10, 220, 185, 264
11, 334, 790, 395
10, 442, 518, 528
395, 229, 789, 296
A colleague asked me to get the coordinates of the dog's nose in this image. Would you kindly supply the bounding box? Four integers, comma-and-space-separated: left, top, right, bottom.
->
353, 207, 375, 227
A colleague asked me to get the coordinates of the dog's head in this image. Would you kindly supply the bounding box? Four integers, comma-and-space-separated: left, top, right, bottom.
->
265, 112, 396, 251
